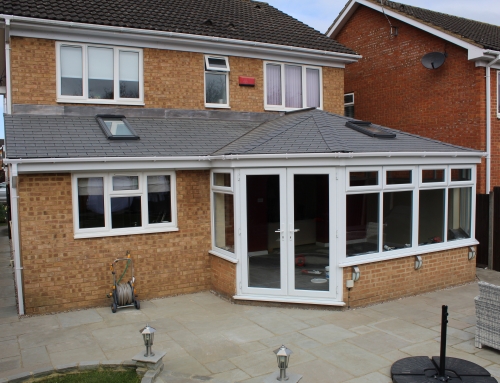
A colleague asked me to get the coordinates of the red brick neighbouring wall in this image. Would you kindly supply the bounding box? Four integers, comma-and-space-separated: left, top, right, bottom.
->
210, 255, 237, 298
343, 247, 476, 308
335, 5, 492, 193
18, 171, 212, 314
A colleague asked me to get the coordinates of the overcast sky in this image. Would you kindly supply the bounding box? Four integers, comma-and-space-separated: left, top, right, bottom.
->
265, 0, 500, 33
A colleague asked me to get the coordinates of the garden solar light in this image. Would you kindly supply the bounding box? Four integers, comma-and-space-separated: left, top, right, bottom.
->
140, 324, 156, 357
274, 345, 292, 381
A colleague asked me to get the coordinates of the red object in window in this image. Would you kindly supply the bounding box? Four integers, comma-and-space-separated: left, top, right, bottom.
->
239, 76, 255, 86
295, 255, 306, 267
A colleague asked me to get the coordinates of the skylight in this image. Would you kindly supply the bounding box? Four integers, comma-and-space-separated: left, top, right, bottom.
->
346, 120, 396, 139
96, 115, 139, 140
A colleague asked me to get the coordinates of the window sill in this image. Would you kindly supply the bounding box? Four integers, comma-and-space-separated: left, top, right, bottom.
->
209, 250, 238, 263
57, 98, 145, 106
264, 106, 322, 112
205, 104, 231, 109
338, 238, 479, 267
74, 226, 179, 239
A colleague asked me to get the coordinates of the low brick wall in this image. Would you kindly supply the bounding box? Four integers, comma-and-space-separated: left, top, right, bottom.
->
210, 254, 237, 299
342, 247, 476, 307
18, 171, 212, 314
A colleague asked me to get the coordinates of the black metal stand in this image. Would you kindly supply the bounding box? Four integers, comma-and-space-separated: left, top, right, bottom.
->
391, 305, 498, 382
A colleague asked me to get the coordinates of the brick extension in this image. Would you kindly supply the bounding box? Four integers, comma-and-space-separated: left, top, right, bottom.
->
18, 171, 213, 314
334, 5, 498, 193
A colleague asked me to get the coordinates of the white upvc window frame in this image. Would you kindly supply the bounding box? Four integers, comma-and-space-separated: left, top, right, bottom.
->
204, 55, 230, 109
72, 171, 177, 239
56, 42, 144, 105
263, 61, 323, 112
210, 169, 237, 261
344, 92, 354, 117
346, 166, 382, 193
340, 164, 476, 267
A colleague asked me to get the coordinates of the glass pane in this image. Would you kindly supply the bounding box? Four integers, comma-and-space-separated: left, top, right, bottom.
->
266, 64, 282, 105
422, 169, 445, 183
111, 196, 141, 228
213, 173, 231, 187
344, 94, 354, 104
383, 191, 412, 251
306, 68, 320, 108
293, 175, 329, 291
349, 171, 378, 187
418, 189, 445, 245
346, 193, 379, 256
113, 176, 139, 191
77, 177, 104, 229
214, 193, 234, 252
60, 45, 83, 96
207, 57, 228, 70
205, 73, 227, 104
119, 51, 139, 98
148, 176, 171, 224
247, 175, 281, 289
104, 119, 135, 136
387, 170, 412, 185
344, 105, 354, 118
451, 169, 471, 182
285, 65, 302, 108
448, 187, 472, 241
88, 47, 114, 99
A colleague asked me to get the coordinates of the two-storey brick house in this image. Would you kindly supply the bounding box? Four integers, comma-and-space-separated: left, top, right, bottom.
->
1, 0, 482, 315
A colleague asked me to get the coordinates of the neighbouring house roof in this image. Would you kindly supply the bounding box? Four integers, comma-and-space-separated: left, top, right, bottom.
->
0, 0, 355, 55
329, 0, 500, 52
5, 109, 479, 159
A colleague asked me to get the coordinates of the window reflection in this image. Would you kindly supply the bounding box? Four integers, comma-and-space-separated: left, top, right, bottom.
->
346, 193, 379, 256
383, 191, 412, 251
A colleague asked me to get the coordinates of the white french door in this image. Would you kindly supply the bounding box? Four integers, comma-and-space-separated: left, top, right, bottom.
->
240, 168, 337, 300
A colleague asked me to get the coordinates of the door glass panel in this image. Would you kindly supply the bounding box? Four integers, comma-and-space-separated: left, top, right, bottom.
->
247, 175, 281, 289
293, 175, 329, 291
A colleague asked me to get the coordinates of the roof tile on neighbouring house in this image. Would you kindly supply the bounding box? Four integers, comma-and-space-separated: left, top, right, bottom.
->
0, 0, 356, 54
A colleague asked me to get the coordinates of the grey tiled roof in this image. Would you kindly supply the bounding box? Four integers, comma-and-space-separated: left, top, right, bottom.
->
0, 0, 355, 54
360, 0, 500, 51
5, 109, 479, 159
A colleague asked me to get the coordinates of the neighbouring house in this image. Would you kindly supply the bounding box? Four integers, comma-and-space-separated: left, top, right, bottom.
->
327, 0, 500, 267
1, 0, 481, 315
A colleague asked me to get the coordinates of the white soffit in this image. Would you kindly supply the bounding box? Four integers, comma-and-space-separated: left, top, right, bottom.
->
326, 0, 489, 61
5, 15, 361, 68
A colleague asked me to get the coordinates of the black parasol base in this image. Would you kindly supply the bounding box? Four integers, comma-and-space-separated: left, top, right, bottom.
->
391, 356, 498, 382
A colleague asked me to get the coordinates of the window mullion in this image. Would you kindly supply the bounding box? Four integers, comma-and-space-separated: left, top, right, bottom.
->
378, 192, 383, 253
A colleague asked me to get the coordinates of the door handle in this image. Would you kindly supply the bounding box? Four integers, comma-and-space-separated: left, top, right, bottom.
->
275, 229, 284, 233
291, 229, 300, 232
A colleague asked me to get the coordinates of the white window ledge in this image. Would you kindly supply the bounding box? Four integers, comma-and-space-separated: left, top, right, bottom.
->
57, 98, 145, 106
208, 250, 238, 263
205, 104, 231, 109
75, 226, 179, 239
339, 239, 479, 267
233, 294, 345, 306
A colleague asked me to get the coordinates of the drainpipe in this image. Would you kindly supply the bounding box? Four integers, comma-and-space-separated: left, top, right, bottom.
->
4, 16, 11, 114
485, 50, 500, 194
10, 163, 24, 315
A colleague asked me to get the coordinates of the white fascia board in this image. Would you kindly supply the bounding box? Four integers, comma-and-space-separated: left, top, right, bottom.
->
327, 0, 488, 61
6, 16, 361, 68
6, 151, 482, 173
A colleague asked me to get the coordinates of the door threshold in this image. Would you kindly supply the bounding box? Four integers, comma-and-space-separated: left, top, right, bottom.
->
233, 294, 345, 306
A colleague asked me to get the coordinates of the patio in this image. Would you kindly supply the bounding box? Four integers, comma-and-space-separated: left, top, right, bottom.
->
0, 268, 499, 382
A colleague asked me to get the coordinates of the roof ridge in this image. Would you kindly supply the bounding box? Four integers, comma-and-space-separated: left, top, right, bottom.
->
311, 111, 352, 152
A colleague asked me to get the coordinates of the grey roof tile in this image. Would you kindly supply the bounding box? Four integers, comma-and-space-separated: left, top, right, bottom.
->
5, 110, 479, 159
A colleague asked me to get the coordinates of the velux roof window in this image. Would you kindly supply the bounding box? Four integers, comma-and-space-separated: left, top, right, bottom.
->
346, 120, 396, 139
96, 115, 139, 140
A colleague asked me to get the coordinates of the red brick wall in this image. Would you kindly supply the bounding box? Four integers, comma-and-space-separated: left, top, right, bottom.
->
343, 247, 476, 307
335, 5, 493, 193
18, 171, 212, 314
210, 255, 236, 298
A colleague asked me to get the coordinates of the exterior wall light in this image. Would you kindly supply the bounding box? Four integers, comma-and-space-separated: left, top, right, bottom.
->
140, 324, 156, 357
352, 266, 360, 282
415, 255, 423, 270
274, 345, 292, 381
468, 246, 476, 260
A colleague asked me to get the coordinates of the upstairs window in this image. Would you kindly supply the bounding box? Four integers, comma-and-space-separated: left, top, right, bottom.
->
57, 42, 143, 105
344, 93, 354, 118
264, 62, 322, 111
205, 55, 230, 108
